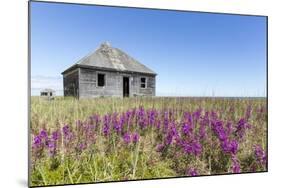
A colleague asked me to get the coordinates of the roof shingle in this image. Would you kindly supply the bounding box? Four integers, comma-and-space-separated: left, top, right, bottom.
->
62, 42, 156, 75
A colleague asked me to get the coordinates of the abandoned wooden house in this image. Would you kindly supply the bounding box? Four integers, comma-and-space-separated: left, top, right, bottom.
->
61, 42, 157, 98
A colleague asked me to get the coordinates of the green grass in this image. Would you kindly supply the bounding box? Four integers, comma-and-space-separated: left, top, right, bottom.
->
30, 96, 267, 186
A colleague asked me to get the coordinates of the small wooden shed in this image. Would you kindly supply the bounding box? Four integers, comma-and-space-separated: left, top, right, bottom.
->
40, 88, 55, 99
61, 42, 157, 98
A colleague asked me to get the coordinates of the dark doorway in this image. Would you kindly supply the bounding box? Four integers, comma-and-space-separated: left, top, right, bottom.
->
123, 77, 129, 97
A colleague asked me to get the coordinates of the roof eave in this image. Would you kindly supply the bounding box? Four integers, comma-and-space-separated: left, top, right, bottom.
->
61, 64, 79, 75
77, 64, 157, 76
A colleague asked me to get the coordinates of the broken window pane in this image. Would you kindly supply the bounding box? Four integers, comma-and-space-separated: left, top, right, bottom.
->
98, 74, 105, 87
140, 77, 146, 88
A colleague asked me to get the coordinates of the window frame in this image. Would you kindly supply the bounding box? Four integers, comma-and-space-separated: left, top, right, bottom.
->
96, 72, 106, 87
140, 77, 147, 89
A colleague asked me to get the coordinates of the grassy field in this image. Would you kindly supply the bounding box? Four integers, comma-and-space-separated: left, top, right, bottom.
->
30, 96, 267, 186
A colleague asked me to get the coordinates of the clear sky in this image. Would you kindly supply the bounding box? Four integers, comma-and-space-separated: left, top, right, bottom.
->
30, 1, 267, 97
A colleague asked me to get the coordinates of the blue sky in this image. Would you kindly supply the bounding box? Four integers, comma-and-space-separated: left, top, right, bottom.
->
30, 1, 267, 97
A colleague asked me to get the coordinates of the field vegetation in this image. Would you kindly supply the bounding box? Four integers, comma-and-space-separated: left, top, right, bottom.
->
30, 96, 267, 186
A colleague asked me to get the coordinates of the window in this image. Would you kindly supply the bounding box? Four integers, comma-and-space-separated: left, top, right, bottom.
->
140, 77, 146, 88
97, 73, 105, 87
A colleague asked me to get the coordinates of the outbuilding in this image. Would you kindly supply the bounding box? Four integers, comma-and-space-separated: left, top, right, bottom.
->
40, 88, 55, 99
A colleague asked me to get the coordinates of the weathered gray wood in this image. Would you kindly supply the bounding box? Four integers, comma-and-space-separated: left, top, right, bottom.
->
63, 67, 156, 99
63, 69, 79, 97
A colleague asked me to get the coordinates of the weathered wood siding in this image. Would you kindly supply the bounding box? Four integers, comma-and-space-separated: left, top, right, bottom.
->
79, 68, 123, 98
130, 74, 156, 96
63, 69, 79, 97
76, 68, 156, 98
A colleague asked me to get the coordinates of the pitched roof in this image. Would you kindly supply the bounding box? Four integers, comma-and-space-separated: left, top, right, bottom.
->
62, 42, 156, 75
40, 88, 55, 92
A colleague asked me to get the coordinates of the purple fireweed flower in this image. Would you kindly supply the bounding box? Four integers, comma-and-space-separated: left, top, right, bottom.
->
199, 124, 206, 140
221, 140, 239, 155
170, 122, 178, 136
120, 114, 126, 127
62, 125, 74, 144
182, 123, 192, 135
163, 111, 169, 132
231, 155, 241, 173
237, 118, 247, 128
148, 109, 156, 126
131, 108, 136, 120
47, 140, 57, 157
183, 112, 193, 128
174, 135, 183, 146
199, 118, 205, 126
230, 140, 239, 155
125, 110, 132, 127
103, 114, 111, 136
165, 125, 178, 145
232, 162, 241, 173
198, 112, 210, 139
132, 132, 140, 143
191, 140, 202, 156
91, 114, 101, 129
33, 135, 42, 148
113, 115, 122, 134
83, 124, 91, 133
200, 114, 209, 126
225, 122, 233, 136
187, 168, 198, 176
126, 110, 131, 120
87, 130, 96, 144
78, 142, 87, 151
218, 131, 227, 141
254, 145, 267, 165
103, 126, 110, 136
156, 120, 161, 129
47, 141, 55, 149
138, 118, 147, 129
183, 140, 202, 156
51, 130, 60, 141
137, 107, 146, 128
63, 125, 70, 136
164, 133, 173, 145
211, 120, 227, 141
39, 129, 48, 139
183, 112, 190, 121
183, 143, 193, 154
123, 133, 131, 144
38, 129, 49, 147
32, 136, 44, 159
156, 143, 165, 152
236, 118, 251, 139
221, 140, 230, 153
192, 108, 202, 121
203, 111, 210, 119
